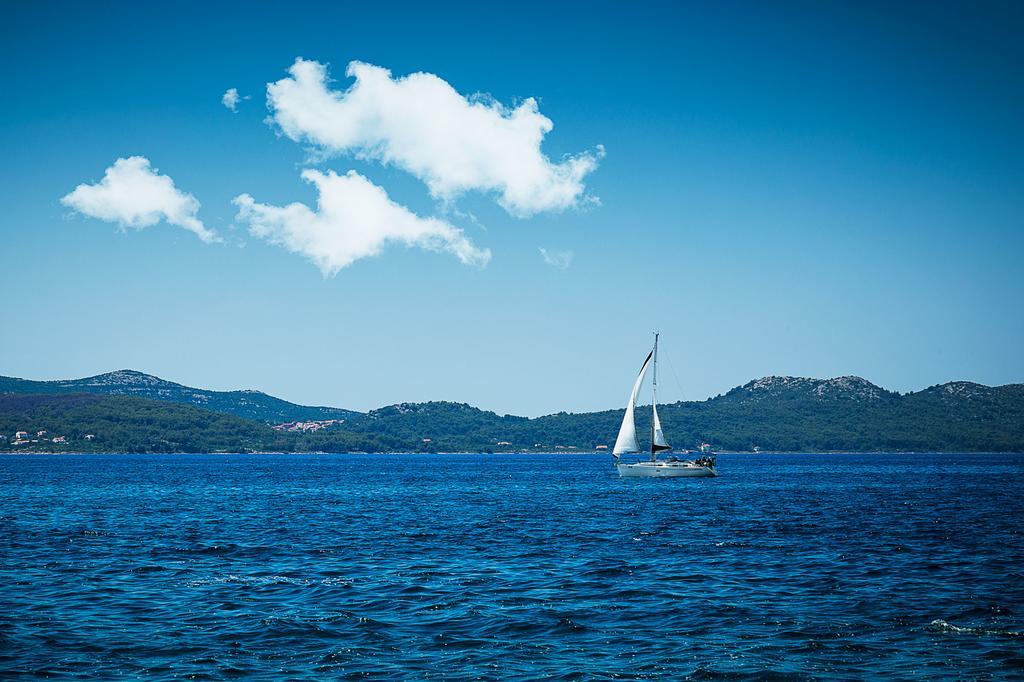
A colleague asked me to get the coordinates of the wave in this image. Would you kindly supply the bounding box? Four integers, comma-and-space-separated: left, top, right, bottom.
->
929, 619, 1024, 638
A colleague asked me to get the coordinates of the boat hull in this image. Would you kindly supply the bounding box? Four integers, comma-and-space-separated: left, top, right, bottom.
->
616, 461, 717, 478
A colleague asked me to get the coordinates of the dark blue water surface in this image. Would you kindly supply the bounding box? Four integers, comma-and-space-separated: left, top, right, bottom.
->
1, 453, 1023, 679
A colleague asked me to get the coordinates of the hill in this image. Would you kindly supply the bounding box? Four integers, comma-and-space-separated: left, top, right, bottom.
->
1, 372, 1022, 453
0, 394, 283, 453
0, 394, 399, 454
0, 370, 358, 423
315, 376, 1023, 453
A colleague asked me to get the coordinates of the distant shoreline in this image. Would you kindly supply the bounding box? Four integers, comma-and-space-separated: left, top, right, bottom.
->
5, 372, 1023, 454
3, 450, 1023, 456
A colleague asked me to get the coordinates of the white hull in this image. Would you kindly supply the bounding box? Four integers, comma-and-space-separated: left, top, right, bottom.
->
616, 460, 717, 478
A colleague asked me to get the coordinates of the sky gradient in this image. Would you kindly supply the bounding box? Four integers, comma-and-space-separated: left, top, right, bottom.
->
2, 1, 1022, 416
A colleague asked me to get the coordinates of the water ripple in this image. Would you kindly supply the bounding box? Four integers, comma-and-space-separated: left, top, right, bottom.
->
1, 452, 1022, 679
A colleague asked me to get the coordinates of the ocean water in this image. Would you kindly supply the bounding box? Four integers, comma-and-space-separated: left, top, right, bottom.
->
1, 453, 1022, 680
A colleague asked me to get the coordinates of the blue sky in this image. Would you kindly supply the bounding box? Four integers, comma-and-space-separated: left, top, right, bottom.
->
2, 1, 1022, 416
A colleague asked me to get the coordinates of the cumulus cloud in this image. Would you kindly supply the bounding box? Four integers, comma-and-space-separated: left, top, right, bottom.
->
222, 88, 241, 111
266, 58, 603, 217
61, 156, 218, 243
233, 169, 490, 275
222, 88, 252, 112
539, 247, 574, 269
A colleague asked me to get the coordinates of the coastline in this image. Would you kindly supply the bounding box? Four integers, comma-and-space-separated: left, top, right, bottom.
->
3, 450, 1023, 456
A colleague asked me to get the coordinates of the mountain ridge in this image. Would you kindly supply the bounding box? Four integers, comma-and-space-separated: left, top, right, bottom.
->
0, 369, 358, 423
2, 369, 1022, 453
2, 369, 1022, 422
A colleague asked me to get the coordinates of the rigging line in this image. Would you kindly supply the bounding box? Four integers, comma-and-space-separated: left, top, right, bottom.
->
661, 347, 686, 403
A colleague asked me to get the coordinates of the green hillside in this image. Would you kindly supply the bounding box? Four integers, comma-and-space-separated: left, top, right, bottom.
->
2, 374, 1022, 453
319, 377, 1024, 453
0, 394, 285, 453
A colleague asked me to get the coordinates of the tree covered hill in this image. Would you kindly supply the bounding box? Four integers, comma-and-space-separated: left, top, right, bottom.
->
0, 370, 357, 423
321, 376, 1023, 453
0, 394, 401, 454
1, 373, 1022, 453
0, 394, 284, 453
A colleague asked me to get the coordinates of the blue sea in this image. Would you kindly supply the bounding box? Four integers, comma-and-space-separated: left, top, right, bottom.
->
1, 453, 1022, 679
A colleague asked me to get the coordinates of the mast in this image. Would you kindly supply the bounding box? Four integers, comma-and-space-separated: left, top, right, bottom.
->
651, 332, 659, 461
652, 332, 659, 402
651, 332, 671, 460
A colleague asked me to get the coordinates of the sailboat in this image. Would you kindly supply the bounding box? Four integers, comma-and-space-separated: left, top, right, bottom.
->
613, 333, 717, 478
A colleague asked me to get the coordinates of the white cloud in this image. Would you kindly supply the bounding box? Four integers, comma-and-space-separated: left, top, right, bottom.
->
61, 156, 218, 243
233, 169, 490, 275
266, 58, 603, 217
539, 247, 574, 270
222, 88, 241, 112
222, 88, 252, 112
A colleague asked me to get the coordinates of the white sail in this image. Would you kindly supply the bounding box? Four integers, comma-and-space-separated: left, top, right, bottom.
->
613, 350, 653, 455
652, 403, 670, 452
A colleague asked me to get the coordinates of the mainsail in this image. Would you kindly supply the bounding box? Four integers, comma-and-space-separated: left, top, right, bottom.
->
613, 350, 653, 456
